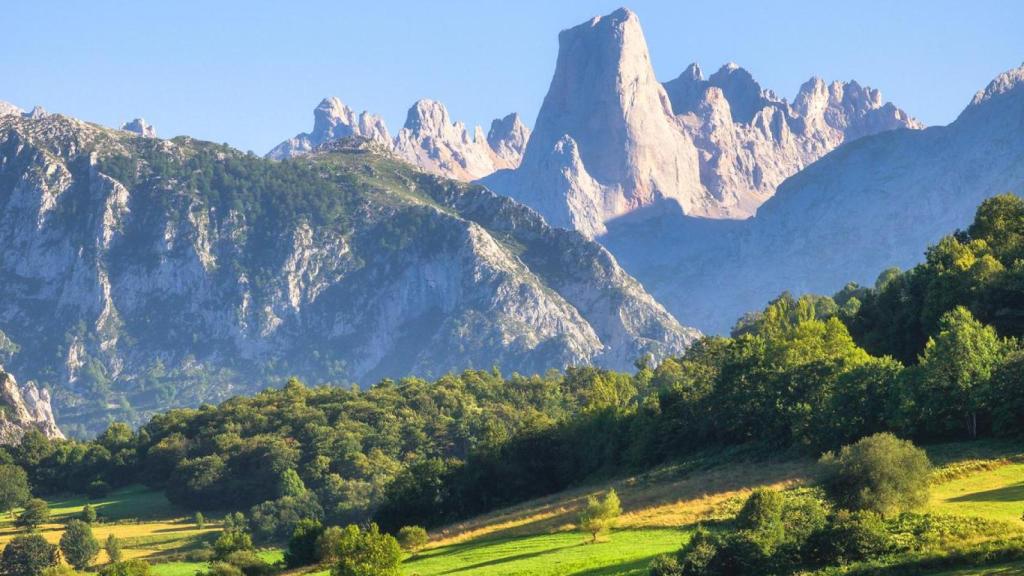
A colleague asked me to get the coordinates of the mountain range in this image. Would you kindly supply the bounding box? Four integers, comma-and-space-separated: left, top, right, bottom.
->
1, 6, 1021, 436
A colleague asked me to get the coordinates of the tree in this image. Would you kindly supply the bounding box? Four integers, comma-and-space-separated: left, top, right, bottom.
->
105, 534, 123, 564
284, 519, 323, 568
578, 489, 621, 543
917, 306, 1006, 437
396, 526, 428, 553
194, 512, 205, 530
735, 489, 784, 549
330, 524, 402, 576
60, 519, 100, 569
0, 465, 30, 519
81, 503, 97, 524
315, 526, 345, 566
1, 534, 59, 576
821, 433, 931, 516
279, 469, 306, 498
15, 499, 49, 531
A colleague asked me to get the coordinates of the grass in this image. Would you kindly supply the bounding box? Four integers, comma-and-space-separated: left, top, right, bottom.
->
929, 561, 1024, 574
931, 463, 1024, 524
405, 529, 691, 576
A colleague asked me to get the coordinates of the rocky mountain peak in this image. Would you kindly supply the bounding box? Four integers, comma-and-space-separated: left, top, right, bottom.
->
0, 101, 22, 117
402, 99, 457, 137
121, 118, 157, 138
706, 63, 770, 123
969, 62, 1024, 107
267, 97, 391, 160
484, 7, 708, 236
0, 367, 63, 444
487, 113, 531, 166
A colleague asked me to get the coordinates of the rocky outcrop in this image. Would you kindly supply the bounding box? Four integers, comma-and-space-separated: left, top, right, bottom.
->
482, 9, 920, 236
0, 111, 697, 435
120, 118, 157, 138
0, 368, 63, 444
0, 101, 21, 117
267, 97, 391, 159
603, 63, 1024, 334
482, 8, 711, 237
269, 98, 529, 181
393, 100, 529, 180
663, 63, 921, 216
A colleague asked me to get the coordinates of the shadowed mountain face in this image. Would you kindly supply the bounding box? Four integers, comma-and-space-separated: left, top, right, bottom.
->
0, 113, 697, 435
603, 64, 1024, 334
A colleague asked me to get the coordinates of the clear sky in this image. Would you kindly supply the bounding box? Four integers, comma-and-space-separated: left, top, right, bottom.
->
3, 1, 1021, 154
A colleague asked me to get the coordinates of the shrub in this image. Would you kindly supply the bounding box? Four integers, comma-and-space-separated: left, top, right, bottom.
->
222, 551, 272, 576
105, 534, 123, 564
735, 489, 784, 549
396, 526, 429, 552
41, 566, 79, 576
99, 560, 152, 576
60, 519, 100, 569
213, 528, 253, 559
202, 563, 243, 576
315, 526, 345, 565
805, 510, 891, 566
1, 534, 59, 576
676, 526, 721, 575
15, 499, 49, 531
648, 553, 682, 576
80, 504, 97, 524
821, 433, 931, 515
195, 512, 205, 530
331, 523, 402, 576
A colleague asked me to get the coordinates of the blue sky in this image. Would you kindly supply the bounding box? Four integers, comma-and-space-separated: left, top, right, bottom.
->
3, 1, 1021, 154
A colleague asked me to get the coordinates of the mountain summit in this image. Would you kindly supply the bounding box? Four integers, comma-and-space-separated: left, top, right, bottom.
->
482, 9, 920, 236
483, 8, 708, 236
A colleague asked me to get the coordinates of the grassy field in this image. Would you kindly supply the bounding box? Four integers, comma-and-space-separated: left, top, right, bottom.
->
405, 529, 691, 576
1, 441, 1021, 576
408, 441, 1024, 576
0, 485, 221, 565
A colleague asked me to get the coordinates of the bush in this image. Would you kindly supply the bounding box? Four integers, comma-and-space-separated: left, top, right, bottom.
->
201, 563, 243, 576
676, 526, 721, 575
222, 551, 273, 576
708, 531, 775, 575
105, 534, 123, 564
80, 504, 97, 524
331, 523, 402, 576
213, 528, 253, 559
195, 512, 206, 530
99, 560, 152, 576
41, 566, 79, 576
315, 526, 345, 565
821, 433, 931, 515
735, 489, 784, 549
60, 519, 100, 569
805, 510, 891, 566
1, 534, 59, 576
648, 553, 682, 576
15, 499, 50, 531
396, 526, 428, 552
284, 519, 323, 568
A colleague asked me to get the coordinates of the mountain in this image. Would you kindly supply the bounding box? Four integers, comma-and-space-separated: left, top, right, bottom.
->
0, 112, 697, 435
270, 97, 530, 181
666, 63, 922, 216
481, 8, 919, 236
603, 63, 1024, 334
0, 367, 63, 444
482, 8, 709, 237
